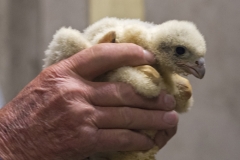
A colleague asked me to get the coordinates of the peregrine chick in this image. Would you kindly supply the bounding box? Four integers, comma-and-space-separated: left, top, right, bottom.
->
43, 17, 206, 160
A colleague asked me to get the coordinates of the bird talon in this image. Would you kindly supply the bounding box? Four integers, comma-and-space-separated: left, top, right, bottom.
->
134, 65, 161, 86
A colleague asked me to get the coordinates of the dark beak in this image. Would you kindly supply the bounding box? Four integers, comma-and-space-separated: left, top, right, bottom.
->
178, 57, 206, 79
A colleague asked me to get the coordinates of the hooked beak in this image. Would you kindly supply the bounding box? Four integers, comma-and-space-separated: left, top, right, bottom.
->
177, 57, 206, 79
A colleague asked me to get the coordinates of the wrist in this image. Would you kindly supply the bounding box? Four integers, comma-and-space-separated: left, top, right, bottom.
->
0, 104, 30, 160
0, 96, 44, 160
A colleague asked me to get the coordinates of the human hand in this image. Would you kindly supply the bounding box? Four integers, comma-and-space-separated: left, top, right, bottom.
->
0, 43, 178, 160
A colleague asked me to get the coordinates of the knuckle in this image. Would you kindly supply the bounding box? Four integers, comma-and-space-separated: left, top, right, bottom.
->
114, 83, 130, 105
120, 107, 134, 128
116, 82, 139, 105
117, 131, 132, 148
80, 105, 95, 116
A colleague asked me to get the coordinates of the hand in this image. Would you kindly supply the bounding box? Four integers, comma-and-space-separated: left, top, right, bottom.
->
0, 43, 178, 160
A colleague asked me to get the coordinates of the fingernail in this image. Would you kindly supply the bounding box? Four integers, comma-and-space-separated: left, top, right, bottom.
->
164, 94, 176, 109
143, 50, 155, 64
163, 111, 178, 125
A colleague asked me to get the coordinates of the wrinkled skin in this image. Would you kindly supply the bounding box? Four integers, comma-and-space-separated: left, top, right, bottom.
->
0, 43, 178, 160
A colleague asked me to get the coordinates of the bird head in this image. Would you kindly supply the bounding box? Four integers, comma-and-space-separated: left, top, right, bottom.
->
150, 20, 206, 79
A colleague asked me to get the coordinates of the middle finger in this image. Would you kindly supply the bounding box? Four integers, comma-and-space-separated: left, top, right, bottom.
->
88, 81, 176, 111
93, 106, 179, 130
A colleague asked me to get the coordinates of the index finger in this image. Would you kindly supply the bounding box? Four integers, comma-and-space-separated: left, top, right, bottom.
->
64, 43, 155, 80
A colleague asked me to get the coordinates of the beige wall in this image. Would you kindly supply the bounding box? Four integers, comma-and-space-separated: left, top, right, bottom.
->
0, 0, 240, 160
89, 0, 144, 24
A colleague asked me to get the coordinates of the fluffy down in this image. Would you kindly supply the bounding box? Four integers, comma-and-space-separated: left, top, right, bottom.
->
44, 17, 206, 160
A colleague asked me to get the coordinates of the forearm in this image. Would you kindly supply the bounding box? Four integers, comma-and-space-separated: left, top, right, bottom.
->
0, 85, 55, 160
0, 97, 43, 160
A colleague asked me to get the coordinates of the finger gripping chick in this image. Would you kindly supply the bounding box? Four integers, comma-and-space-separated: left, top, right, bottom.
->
44, 17, 206, 160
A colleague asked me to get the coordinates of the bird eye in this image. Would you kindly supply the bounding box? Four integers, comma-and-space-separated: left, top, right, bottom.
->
175, 47, 186, 55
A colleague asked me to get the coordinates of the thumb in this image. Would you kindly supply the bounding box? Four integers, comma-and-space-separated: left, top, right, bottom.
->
63, 43, 155, 80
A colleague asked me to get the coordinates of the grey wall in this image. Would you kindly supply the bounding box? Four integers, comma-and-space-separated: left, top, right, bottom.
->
0, 0, 88, 103
145, 0, 240, 160
0, 0, 240, 160
0, 0, 9, 107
